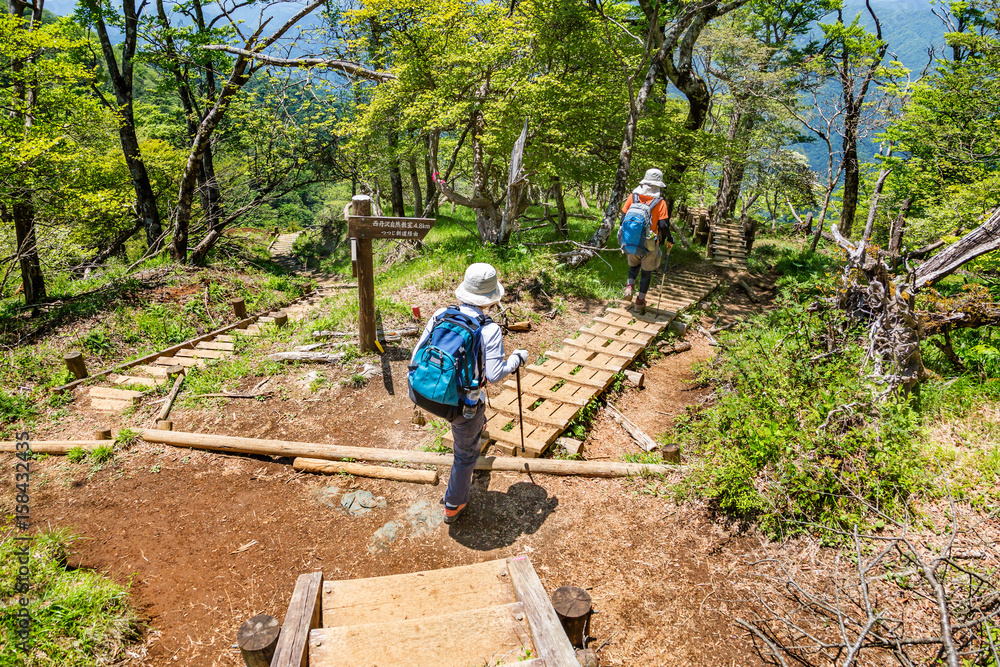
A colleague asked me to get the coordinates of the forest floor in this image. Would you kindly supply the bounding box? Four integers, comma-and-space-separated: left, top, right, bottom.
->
5, 255, 789, 666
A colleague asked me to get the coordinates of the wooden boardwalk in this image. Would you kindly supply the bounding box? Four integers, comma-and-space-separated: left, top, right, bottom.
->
446, 270, 719, 458
706, 219, 748, 270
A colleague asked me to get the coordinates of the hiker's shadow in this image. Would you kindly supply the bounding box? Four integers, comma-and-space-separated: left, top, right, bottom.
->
448, 475, 558, 551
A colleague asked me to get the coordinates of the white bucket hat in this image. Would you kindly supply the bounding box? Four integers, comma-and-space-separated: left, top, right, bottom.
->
639, 168, 666, 188
455, 263, 505, 307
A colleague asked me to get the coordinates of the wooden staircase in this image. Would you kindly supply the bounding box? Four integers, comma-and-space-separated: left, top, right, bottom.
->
270, 232, 302, 271
80, 282, 344, 413
270, 558, 578, 667
706, 219, 748, 269
445, 270, 719, 457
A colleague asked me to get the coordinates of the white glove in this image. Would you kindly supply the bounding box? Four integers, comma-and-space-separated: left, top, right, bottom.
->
512, 349, 529, 368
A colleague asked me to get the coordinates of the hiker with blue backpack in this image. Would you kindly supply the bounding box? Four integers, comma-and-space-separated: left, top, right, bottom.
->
618, 168, 674, 313
408, 263, 528, 525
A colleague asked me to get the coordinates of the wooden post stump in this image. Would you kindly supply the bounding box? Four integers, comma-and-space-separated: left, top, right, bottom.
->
157, 420, 173, 431
237, 613, 280, 667
551, 585, 592, 648
64, 352, 88, 379
577, 648, 600, 666
352, 195, 377, 353
94, 428, 112, 441
273, 312, 289, 327
662, 443, 681, 463
166, 365, 185, 378
228, 298, 247, 319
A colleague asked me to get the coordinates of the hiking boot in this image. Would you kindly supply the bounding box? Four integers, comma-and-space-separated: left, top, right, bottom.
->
443, 503, 467, 524
634, 296, 647, 315
623, 284, 634, 302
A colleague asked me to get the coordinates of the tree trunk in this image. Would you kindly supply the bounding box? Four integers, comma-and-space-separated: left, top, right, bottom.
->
387, 131, 406, 217
839, 128, 860, 237
577, 183, 589, 210
887, 198, 911, 271
11, 196, 45, 304
552, 176, 568, 237
93, 1, 163, 249
423, 132, 437, 216
7, 0, 46, 304
409, 154, 422, 217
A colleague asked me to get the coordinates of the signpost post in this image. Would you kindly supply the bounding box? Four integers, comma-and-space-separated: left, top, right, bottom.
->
348, 195, 435, 353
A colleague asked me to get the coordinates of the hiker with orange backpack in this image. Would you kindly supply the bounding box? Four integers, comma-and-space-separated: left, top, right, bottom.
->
618, 168, 674, 313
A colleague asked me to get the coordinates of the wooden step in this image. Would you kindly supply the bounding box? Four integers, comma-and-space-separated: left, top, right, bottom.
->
484, 412, 560, 456
153, 356, 204, 368
489, 391, 581, 429
309, 603, 532, 667
543, 347, 631, 374
323, 559, 513, 627
135, 365, 169, 378
88, 386, 143, 404
175, 348, 228, 360
196, 341, 235, 351
90, 398, 133, 412
213, 335, 235, 343
109, 374, 165, 388
604, 307, 674, 325
502, 374, 596, 407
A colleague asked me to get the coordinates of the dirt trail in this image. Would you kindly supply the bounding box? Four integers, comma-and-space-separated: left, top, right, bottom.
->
8, 272, 775, 666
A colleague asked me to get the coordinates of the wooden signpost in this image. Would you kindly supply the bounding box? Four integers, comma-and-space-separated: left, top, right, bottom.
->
348, 195, 435, 352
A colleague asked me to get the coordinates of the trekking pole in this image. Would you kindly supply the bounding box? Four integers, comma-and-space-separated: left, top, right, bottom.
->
515, 366, 525, 454
656, 246, 671, 312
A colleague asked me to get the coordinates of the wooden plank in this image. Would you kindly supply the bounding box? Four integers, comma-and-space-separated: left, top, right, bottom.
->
507, 557, 578, 667
308, 602, 531, 667
195, 341, 235, 351
502, 374, 596, 407
490, 391, 580, 429
561, 336, 638, 359
576, 324, 655, 347
90, 398, 131, 412
527, 360, 612, 389
485, 413, 560, 454
153, 356, 203, 368
213, 335, 235, 343
592, 315, 661, 335
109, 374, 165, 388
322, 559, 512, 627
135, 364, 169, 378
271, 571, 322, 667
544, 348, 630, 374
604, 307, 674, 325
88, 386, 143, 402
175, 348, 228, 359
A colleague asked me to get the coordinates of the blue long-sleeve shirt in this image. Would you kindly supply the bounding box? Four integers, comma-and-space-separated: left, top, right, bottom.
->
410, 304, 520, 384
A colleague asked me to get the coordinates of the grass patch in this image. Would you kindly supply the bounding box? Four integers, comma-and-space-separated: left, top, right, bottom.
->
89, 445, 115, 465
66, 447, 88, 464
671, 248, 998, 538
0, 528, 144, 665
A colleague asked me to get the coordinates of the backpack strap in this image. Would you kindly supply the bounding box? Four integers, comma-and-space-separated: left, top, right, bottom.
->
632, 193, 641, 204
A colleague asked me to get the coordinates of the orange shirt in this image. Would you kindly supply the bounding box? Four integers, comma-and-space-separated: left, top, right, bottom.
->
621, 194, 670, 242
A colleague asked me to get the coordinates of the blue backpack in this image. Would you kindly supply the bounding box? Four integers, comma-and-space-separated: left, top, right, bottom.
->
408, 307, 489, 422
618, 194, 661, 256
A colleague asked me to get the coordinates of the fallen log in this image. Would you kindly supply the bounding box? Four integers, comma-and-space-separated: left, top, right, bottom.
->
0, 441, 108, 454
312, 327, 418, 339
658, 341, 692, 355
139, 430, 678, 477
156, 371, 186, 423
605, 405, 658, 452
623, 370, 644, 388
737, 278, 759, 303
292, 457, 439, 484
268, 352, 345, 363
507, 321, 532, 332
